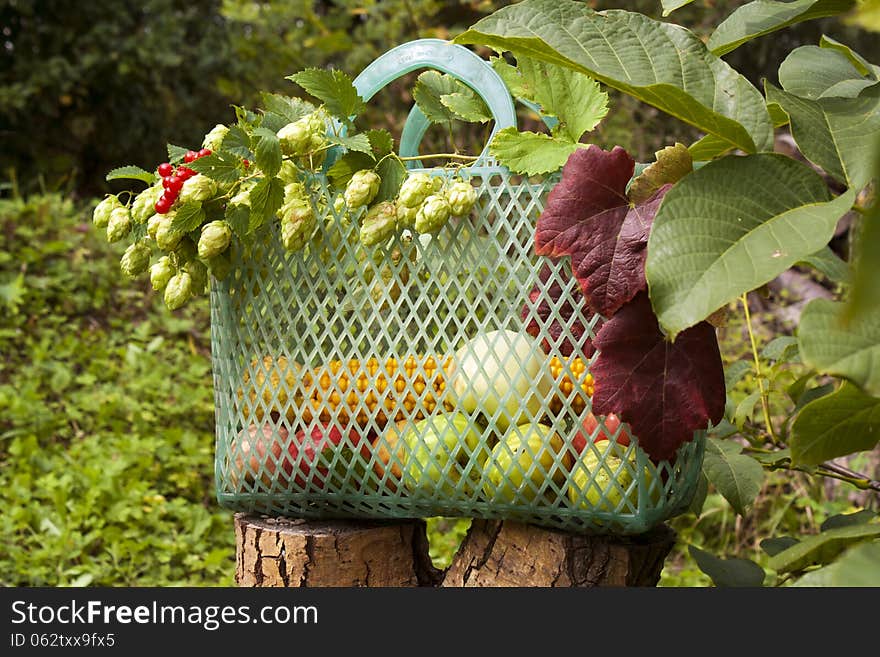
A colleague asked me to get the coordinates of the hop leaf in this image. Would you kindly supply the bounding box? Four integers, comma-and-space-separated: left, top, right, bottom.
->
287, 68, 366, 120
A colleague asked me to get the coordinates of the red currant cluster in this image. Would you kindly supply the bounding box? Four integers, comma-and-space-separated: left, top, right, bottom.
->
154, 148, 212, 214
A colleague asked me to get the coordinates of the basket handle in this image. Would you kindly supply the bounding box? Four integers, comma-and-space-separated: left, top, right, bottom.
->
351, 38, 517, 168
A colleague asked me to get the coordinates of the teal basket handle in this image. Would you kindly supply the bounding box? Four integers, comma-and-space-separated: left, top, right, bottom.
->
351, 38, 517, 169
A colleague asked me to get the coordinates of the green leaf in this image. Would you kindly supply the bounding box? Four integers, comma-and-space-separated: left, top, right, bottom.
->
702, 437, 765, 515
646, 154, 856, 337
455, 1, 774, 153
251, 127, 282, 178
778, 45, 877, 100
661, 0, 696, 16
707, 0, 856, 57
762, 336, 799, 361
187, 152, 241, 185
799, 298, 880, 396
248, 177, 284, 232
491, 56, 531, 99
760, 536, 800, 556
733, 390, 762, 429
790, 382, 880, 465
366, 130, 394, 158
821, 510, 877, 531
627, 143, 692, 204
846, 0, 880, 31
792, 541, 880, 586
169, 202, 206, 234
327, 152, 376, 187
221, 126, 253, 160
287, 68, 365, 120
750, 447, 793, 465
819, 35, 880, 78
489, 127, 577, 175
799, 245, 851, 284
441, 91, 492, 123
724, 360, 753, 389
225, 203, 250, 241
506, 55, 609, 142
375, 157, 406, 204
260, 92, 314, 124
167, 144, 188, 164
765, 82, 880, 190
794, 383, 835, 410
105, 166, 157, 185
769, 522, 880, 573
689, 546, 766, 587
328, 133, 374, 156
688, 134, 736, 162
688, 471, 710, 515
413, 71, 465, 124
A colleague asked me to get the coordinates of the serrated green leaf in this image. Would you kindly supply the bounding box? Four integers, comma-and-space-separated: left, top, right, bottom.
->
187, 152, 241, 185
778, 45, 877, 100
251, 127, 282, 178
105, 166, 157, 185
491, 56, 531, 99
708, 0, 856, 57
413, 71, 465, 125
221, 126, 253, 159
225, 203, 250, 241
248, 177, 284, 232
441, 92, 492, 123
766, 81, 880, 191
762, 336, 799, 361
233, 105, 260, 129
288, 68, 365, 119
761, 536, 800, 556
702, 437, 764, 515
724, 360, 753, 389
792, 541, 880, 586
455, 1, 774, 153
169, 202, 206, 234
769, 522, 880, 573
689, 546, 766, 587
328, 133, 374, 156
799, 245, 851, 284
167, 144, 188, 164
790, 382, 880, 465
327, 152, 376, 187
821, 510, 878, 531
375, 157, 406, 204
799, 298, 880, 396
628, 143, 692, 204
489, 127, 577, 175
366, 130, 394, 158
260, 92, 314, 124
646, 154, 856, 337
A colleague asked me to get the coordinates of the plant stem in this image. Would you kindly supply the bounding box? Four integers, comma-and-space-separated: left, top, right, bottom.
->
398, 153, 479, 161
761, 460, 880, 492
742, 293, 778, 444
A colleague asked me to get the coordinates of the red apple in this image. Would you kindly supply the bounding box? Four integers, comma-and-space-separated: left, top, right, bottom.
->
229, 423, 291, 489
289, 423, 365, 490
571, 412, 632, 453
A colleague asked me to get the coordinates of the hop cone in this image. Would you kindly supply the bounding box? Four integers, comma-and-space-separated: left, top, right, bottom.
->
197, 220, 232, 259
150, 256, 175, 291
164, 272, 192, 310
120, 241, 151, 278
446, 180, 478, 216
360, 201, 398, 247
343, 170, 381, 209
414, 194, 451, 234
93, 196, 122, 229
106, 207, 132, 242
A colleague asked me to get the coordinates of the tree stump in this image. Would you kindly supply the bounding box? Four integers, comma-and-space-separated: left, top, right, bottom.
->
235, 514, 675, 587
234, 514, 441, 587
441, 519, 676, 587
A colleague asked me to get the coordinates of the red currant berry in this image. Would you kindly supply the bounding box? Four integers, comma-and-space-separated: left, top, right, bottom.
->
162, 177, 171, 189
166, 175, 183, 193
158, 162, 173, 177
178, 167, 194, 179
198, 148, 212, 158
155, 196, 173, 214
242, 158, 250, 169
184, 150, 198, 163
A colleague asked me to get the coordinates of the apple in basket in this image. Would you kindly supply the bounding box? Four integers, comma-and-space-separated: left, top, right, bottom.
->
567, 441, 658, 513
571, 411, 632, 453
289, 423, 366, 490
228, 422, 292, 489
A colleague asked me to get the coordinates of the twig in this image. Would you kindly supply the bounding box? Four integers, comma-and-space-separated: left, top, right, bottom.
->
741, 293, 778, 444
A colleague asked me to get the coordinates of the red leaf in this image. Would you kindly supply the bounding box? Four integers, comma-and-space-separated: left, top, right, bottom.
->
535, 145, 669, 317
591, 292, 725, 463
521, 262, 598, 357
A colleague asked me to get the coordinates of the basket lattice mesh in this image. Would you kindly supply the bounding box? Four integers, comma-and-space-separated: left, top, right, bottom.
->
210, 164, 704, 534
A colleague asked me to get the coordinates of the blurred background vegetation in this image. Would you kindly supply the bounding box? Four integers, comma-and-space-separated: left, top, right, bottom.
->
1, 0, 877, 586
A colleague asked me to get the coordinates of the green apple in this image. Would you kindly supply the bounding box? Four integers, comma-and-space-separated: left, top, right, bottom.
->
401, 413, 488, 497
567, 441, 658, 513
448, 329, 552, 431
482, 423, 572, 504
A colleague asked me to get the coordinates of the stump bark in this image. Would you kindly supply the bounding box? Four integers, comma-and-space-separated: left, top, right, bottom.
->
235, 514, 675, 587
234, 514, 441, 587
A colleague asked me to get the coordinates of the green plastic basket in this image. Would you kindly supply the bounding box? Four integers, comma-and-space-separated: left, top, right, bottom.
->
211, 39, 705, 535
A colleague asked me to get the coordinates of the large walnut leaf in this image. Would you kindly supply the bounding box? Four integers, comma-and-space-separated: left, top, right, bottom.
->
592, 292, 726, 462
